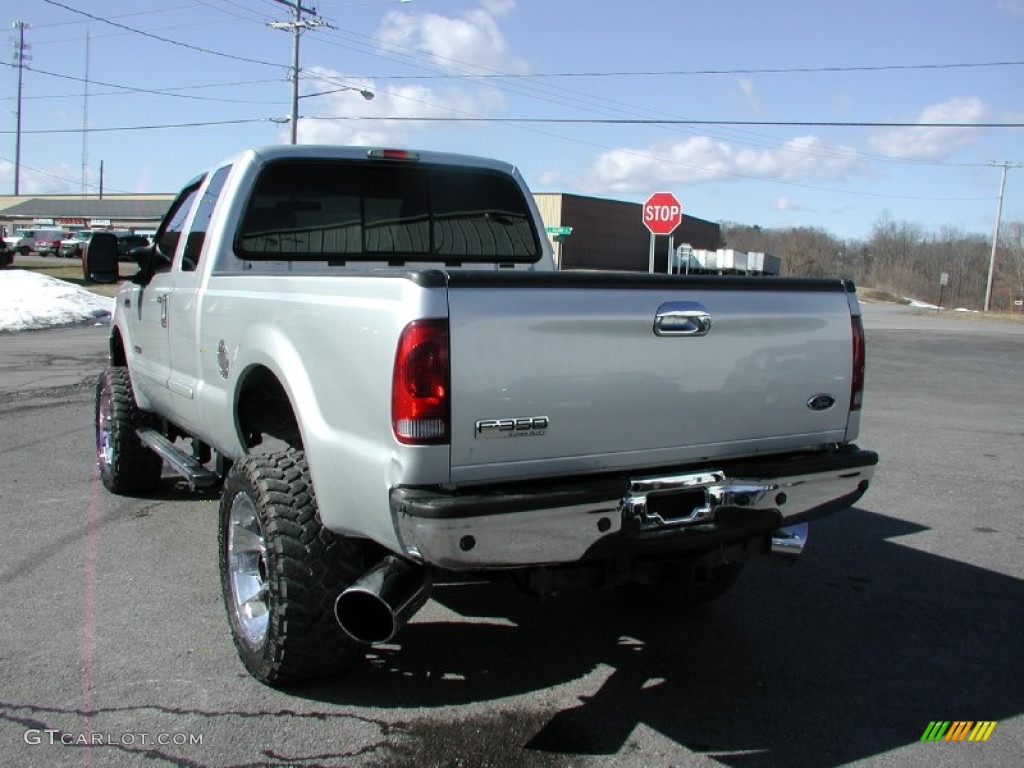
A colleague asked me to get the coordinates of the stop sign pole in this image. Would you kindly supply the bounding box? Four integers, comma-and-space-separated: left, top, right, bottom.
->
642, 192, 683, 273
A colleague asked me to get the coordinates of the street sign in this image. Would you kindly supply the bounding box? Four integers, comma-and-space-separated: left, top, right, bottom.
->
940, 272, 949, 286
546, 226, 573, 236
642, 192, 682, 236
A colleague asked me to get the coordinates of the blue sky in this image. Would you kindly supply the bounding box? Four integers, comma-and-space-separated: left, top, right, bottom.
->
3, 0, 1023, 241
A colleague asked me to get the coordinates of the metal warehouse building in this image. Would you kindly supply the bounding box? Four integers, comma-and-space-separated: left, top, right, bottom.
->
533, 192, 721, 272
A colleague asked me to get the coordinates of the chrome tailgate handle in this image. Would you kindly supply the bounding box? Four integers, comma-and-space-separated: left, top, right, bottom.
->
654, 301, 711, 337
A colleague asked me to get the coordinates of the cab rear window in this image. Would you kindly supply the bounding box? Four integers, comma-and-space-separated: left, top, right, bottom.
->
236, 160, 540, 263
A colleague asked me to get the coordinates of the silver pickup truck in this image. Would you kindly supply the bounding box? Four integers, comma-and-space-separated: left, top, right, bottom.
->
96, 145, 877, 686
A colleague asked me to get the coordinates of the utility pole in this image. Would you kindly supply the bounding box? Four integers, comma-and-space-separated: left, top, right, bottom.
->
984, 161, 1022, 312
268, 1, 326, 145
11, 21, 31, 195
81, 27, 91, 196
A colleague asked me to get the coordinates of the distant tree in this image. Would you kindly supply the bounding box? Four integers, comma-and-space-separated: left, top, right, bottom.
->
995, 219, 1024, 310
719, 214, 1015, 311
719, 223, 843, 277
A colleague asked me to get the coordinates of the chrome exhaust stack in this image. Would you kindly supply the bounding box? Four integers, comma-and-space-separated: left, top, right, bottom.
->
334, 555, 432, 644
768, 522, 808, 567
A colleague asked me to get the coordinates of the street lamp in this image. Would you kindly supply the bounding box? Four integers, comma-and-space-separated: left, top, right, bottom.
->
271, 85, 374, 141
301, 85, 375, 101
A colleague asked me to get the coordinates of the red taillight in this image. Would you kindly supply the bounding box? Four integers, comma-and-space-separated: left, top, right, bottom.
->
851, 314, 866, 411
392, 319, 449, 445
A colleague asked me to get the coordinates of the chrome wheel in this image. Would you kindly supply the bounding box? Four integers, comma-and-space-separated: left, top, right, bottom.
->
227, 493, 270, 648
96, 384, 114, 469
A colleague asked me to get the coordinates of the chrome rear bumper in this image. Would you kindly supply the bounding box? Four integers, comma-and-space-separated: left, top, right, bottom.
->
391, 447, 876, 569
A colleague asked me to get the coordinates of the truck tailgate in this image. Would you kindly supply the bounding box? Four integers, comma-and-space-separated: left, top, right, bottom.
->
446, 272, 855, 485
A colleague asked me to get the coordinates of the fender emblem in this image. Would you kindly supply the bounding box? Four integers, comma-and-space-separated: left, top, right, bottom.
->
807, 394, 836, 411
217, 340, 231, 380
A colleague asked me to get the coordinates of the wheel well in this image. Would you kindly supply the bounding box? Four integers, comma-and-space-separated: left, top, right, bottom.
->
235, 366, 302, 451
109, 329, 128, 367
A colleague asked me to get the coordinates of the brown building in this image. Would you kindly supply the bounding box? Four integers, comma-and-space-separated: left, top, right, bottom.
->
533, 192, 721, 272
0, 194, 175, 236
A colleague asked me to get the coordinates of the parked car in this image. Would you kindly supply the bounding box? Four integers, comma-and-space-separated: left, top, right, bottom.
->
60, 229, 99, 258
3, 227, 65, 256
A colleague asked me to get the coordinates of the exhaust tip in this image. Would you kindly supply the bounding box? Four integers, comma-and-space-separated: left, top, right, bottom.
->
334, 589, 399, 645
333, 555, 432, 644
769, 522, 808, 566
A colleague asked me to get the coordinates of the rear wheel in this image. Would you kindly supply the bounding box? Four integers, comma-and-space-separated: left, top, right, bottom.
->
219, 448, 365, 686
95, 367, 163, 494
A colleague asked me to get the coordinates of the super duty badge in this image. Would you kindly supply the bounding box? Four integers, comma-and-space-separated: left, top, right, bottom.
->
476, 416, 550, 439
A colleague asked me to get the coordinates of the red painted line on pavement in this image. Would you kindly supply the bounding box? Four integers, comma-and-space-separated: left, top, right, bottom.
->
80, 470, 100, 768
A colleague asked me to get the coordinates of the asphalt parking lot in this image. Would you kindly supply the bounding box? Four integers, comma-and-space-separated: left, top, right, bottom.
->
0, 302, 1021, 767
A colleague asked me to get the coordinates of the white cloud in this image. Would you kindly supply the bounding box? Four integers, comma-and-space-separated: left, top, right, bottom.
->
736, 77, 764, 114
298, 2, 525, 146
868, 96, 990, 161
997, 0, 1024, 16
774, 196, 808, 212
296, 66, 498, 146
377, 1, 528, 76
576, 135, 863, 195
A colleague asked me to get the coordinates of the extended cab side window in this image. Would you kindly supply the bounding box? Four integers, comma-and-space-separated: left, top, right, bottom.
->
181, 165, 231, 272
155, 179, 204, 273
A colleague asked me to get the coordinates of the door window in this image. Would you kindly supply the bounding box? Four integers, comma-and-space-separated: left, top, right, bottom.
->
155, 178, 204, 273
180, 165, 231, 271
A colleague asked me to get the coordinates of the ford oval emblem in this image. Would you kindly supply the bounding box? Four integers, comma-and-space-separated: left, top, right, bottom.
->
807, 393, 836, 412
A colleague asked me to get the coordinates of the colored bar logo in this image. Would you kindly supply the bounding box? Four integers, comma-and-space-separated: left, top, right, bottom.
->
920, 721, 997, 742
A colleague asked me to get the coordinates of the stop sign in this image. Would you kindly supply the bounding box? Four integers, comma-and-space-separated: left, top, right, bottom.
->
642, 192, 683, 235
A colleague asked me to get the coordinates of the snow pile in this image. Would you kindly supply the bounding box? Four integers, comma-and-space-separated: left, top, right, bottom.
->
0, 270, 116, 332
904, 298, 940, 310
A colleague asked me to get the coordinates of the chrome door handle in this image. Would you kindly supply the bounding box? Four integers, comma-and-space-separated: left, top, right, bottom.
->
654, 301, 711, 337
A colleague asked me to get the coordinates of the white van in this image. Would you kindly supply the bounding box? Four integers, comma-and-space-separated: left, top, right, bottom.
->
3, 228, 65, 256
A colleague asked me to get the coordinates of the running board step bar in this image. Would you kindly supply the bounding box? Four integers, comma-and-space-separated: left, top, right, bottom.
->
136, 428, 221, 490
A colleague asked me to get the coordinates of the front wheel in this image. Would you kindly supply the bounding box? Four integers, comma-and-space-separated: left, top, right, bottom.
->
95, 367, 163, 494
219, 449, 365, 686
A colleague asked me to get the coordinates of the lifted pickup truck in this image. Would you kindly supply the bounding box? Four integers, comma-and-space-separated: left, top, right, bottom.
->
96, 145, 877, 686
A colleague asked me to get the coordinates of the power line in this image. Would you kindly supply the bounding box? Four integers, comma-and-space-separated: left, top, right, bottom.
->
6, 116, 1021, 135
40, 0, 286, 70
304, 116, 1024, 129
0, 62, 286, 105
30, 4, 202, 29
0, 76, 286, 102
0, 117, 272, 134
305, 24, 1013, 171
0, 155, 131, 194
349, 59, 1024, 80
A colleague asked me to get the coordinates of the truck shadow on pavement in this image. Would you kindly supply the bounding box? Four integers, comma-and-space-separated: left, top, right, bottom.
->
294, 506, 1023, 766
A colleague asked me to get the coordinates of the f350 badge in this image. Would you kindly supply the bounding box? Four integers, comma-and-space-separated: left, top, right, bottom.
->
476, 416, 549, 439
